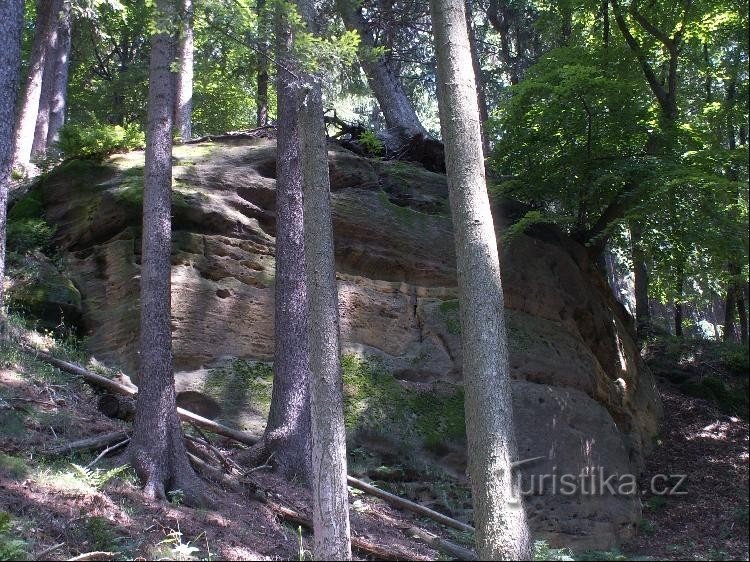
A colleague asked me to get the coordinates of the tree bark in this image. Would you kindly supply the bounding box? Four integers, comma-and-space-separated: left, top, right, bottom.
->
255, 0, 270, 127
46, 0, 72, 148
674, 272, 683, 338
464, 0, 489, 153
300, 65, 353, 562
335, 0, 427, 135
174, 0, 194, 141
31, 0, 62, 159
724, 284, 737, 342
126, 0, 204, 506
430, 0, 531, 558
0, 0, 24, 334
13, 0, 57, 168
738, 290, 748, 345
262, 3, 312, 482
630, 221, 650, 339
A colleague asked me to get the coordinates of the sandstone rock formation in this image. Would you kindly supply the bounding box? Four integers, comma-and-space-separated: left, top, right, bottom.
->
15, 138, 661, 550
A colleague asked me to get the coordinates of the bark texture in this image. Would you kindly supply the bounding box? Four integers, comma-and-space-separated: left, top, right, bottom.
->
255, 0, 270, 127
127, 0, 203, 505
46, 0, 72, 147
630, 221, 651, 339
174, 0, 194, 141
429, 0, 531, 558
13, 0, 57, 167
31, 0, 61, 159
0, 0, 25, 330
262, 5, 312, 482
301, 80, 353, 562
335, 0, 426, 135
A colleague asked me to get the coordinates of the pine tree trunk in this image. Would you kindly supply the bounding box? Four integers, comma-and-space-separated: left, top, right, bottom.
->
724, 285, 737, 342
300, 76, 353, 562
262, 4, 312, 482
674, 268, 683, 337
31, 0, 62, 159
336, 0, 426, 135
46, 0, 72, 148
738, 290, 748, 345
0, 0, 25, 333
174, 0, 194, 141
464, 0, 489, 153
631, 221, 651, 339
255, 0, 270, 127
430, 0, 531, 558
126, 0, 204, 506
13, 0, 57, 168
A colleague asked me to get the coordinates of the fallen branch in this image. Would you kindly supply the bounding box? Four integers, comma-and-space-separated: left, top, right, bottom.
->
186, 454, 411, 561
404, 525, 476, 561
20, 346, 259, 446
346, 475, 475, 534
67, 552, 117, 561
85, 437, 130, 469
43, 430, 129, 456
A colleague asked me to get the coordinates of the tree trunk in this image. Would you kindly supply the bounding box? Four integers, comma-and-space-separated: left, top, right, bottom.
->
255, 0, 270, 127
13, 0, 57, 168
300, 69, 353, 562
335, 0, 426, 135
0, 0, 24, 334
630, 221, 650, 339
724, 284, 737, 342
126, 0, 204, 506
737, 290, 748, 345
262, 3, 312, 482
430, 0, 531, 559
31, 0, 60, 159
174, 0, 194, 141
674, 265, 684, 337
464, 0, 489, 153
46, 0, 72, 148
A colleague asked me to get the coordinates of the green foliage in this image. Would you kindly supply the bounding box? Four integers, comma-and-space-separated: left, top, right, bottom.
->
6, 188, 54, 255
357, 130, 384, 156
57, 121, 145, 159
679, 377, 748, 417
532, 540, 574, 561
0, 513, 29, 562
439, 299, 461, 335
69, 463, 131, 490
0, 453, 29, 480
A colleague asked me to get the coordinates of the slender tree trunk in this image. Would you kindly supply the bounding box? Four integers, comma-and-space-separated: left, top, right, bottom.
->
31, 0, 61, 159
724, 284, 737, 342
46, 0, 72, 148
430, 0, 531, 558
255, 0, 270, 127
465, 0, 489, 153
335, 0, 426, 135
13, 0, 57, 168
601, 0, 609, 46
126, 0, 204, 506
174, 0, 193, 141
630, 221, 650, 339
262, 3, 312, 482
737, 290, 748, 345
300, 64, 353, 562
0, 0, 25, 335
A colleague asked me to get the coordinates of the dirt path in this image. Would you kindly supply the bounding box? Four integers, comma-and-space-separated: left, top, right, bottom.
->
623, 384, 749, 561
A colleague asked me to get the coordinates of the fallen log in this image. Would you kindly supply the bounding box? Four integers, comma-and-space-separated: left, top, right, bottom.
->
186, 453, 413, 561
43, 431, 130, 455
20, 346, 259, 447
67, 551, 117, 561
346, 475, 475, 534
404, 525, 476, 561
26, 346, 476, 541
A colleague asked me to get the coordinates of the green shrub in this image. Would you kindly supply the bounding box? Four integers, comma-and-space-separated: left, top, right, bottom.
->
0, 512, 28, 561
358, 130, 384, 156
57, 121, 145, 159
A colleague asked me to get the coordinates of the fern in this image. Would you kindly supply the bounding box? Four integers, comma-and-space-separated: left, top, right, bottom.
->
70, 463, 130, 490
533, 540, 575, 561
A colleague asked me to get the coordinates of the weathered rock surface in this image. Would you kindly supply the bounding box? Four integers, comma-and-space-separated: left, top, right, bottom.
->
19, 138, 661, 550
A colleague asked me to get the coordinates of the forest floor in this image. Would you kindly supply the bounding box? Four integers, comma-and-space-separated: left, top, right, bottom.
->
0, 328, 748, 561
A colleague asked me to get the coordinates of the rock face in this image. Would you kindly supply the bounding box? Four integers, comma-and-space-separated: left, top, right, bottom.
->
26, 138, 660, 549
